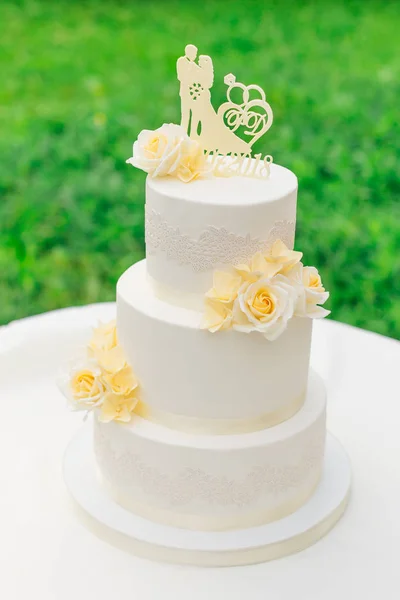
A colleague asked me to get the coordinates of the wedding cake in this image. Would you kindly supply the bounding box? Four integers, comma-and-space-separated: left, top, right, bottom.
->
60, 45, 349, 558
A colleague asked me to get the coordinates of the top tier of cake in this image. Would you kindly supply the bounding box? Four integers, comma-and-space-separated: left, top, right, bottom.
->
146, 162, 298, 303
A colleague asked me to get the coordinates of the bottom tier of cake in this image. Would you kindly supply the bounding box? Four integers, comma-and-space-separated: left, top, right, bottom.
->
93, 371, 326, 531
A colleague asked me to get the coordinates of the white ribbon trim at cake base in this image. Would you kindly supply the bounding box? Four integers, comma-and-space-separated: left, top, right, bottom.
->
100, 470, 322, 532
134, 391, 305, 436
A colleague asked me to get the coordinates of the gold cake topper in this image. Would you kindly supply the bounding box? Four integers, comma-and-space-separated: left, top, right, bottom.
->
177, 44, 273, 178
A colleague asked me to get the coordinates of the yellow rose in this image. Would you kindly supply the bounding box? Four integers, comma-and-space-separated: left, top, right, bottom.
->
235, 251, 278, 281
302, 266, 330, 317
202, 300, 233, 332
264, 240, 303, 274
69, 362, 105, 408
103, 365, 138, 396
126, 124, 189, 178
287, 263, 330, 318
176, 139, 210, 183
144, 133, 169, 158
233, 275, 297, 340
205, 271, 242, 304
303, 266, 326, 293
202, 271, 242, 332
99, 392, 139, 424
235, 241, 301, 281
95, 345, 127, 374
88, 320, 117, 357
126, 123, 211, 183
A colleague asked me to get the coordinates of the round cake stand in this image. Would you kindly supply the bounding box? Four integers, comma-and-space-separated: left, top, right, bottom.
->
63, 424, 351, 567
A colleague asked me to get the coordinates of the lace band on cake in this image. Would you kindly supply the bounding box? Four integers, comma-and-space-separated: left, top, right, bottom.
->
145, 206, 295, 272
100, 474, 322, 531
94, 423, 325, 512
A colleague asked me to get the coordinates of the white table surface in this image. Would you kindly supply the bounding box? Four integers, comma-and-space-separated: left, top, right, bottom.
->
0, 303, 399, 599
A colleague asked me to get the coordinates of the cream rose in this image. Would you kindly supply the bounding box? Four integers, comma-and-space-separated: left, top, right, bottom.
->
235, 241, 302, 282
202, 300, 233, 333
265, 240, 303, 274
126, 123, 187, 177
103, 365, 138, 396
202, 271, 242, 332
175, 138, 210, 183
95, 345, 127, 374
233, 275, 297, 340
205, 271, 242, 304
126, 123, 208, 181
58, 360, 106, 411
235, 251, 275, 281
99, 392, 139, 424
88, 320, 117, 357
288, 263, 330, 318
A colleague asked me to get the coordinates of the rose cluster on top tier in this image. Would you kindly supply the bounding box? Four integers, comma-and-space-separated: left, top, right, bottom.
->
126, 123, 210, 183
202, 240, 330, 341
58, 321, 140, 423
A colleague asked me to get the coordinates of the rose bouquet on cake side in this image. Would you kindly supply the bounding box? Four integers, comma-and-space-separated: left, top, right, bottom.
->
202, 240, 330, 340
58, 321, 140, 423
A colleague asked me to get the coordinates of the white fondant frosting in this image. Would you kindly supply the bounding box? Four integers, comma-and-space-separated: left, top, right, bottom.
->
89, 145, 336, 539
93, 371, 326, 531
145, 162, 297, 295
117, 259, 312, 425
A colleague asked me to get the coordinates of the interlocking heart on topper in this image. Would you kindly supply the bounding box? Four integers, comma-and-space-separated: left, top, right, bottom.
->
219, 74, 273, 148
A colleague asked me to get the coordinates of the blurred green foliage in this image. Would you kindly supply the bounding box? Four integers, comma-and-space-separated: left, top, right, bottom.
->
0, 0, 399, 338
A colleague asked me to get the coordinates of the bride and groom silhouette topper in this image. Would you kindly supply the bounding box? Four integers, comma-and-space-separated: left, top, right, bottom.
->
177, 44, 273, 157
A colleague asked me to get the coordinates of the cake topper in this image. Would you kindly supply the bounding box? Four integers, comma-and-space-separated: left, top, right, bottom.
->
127, 44, 274, 181
177, 44, 273, 157
176, 44, 274, 178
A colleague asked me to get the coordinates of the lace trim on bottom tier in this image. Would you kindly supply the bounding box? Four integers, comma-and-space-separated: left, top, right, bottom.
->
94, 425, 325, 510
99, 473, 322, 531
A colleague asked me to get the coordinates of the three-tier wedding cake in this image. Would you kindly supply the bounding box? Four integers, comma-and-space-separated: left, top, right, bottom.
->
60, 44, 350, 564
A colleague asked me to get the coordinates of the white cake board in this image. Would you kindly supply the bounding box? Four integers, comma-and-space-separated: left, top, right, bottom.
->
63, 424, 351, 567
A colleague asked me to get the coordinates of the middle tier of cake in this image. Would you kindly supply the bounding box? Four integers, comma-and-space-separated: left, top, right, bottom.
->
117, 259, 313, 433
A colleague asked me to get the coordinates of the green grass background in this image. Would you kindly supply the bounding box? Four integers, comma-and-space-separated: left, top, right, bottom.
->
1, 0, 399, 338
